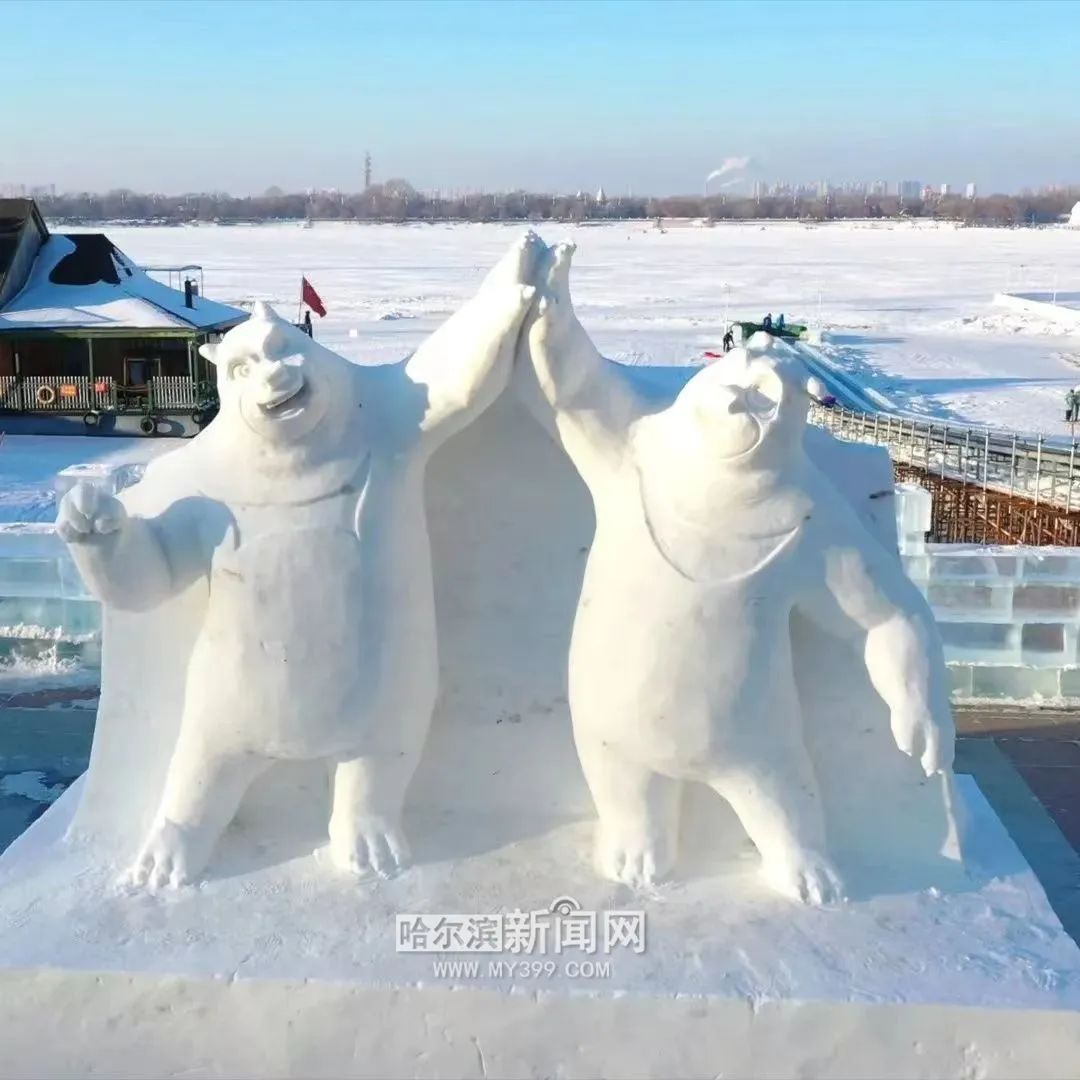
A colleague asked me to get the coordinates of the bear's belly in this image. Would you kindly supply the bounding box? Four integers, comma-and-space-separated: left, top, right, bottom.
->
569, 547, 797, 777
188, 527, 376, 757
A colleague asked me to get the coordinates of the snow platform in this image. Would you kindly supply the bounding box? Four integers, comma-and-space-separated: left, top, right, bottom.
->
3, 400, 1080, 1077
0, 774, 1079, 1079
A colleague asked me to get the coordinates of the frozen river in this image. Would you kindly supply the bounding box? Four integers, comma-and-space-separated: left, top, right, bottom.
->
97, 217, 1080, 427
3, 218, 1080, 525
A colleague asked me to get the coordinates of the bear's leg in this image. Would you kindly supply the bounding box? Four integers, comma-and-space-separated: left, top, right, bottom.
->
576, 734, 682, 887
129, 739, 271, 889
710, 743, 844, 906
328, 752, 418, 879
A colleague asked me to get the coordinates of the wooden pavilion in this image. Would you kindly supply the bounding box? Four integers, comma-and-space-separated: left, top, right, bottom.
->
0, 199, 246, 436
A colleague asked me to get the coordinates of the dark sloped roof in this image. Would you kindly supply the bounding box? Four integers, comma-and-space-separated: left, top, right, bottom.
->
0, 234, 247, 334
0, 200, 49, 294
0, 202, 34, 284
0, 199, 39, 228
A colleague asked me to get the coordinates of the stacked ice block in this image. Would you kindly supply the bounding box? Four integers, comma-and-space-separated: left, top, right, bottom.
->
2, 474, 1079, 703
0, 464, 147, 678
896, 483, 1080, 702
0, 523, 100, 671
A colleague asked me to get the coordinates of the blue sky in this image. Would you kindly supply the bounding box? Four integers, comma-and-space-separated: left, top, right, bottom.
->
4, 0, 1077, 195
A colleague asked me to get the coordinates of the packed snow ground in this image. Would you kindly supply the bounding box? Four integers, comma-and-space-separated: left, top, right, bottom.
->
0, 435, 172, 524
3, 218, 1080, 526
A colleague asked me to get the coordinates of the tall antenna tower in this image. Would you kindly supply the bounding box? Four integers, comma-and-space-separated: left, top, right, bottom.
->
364, 152, 372, 190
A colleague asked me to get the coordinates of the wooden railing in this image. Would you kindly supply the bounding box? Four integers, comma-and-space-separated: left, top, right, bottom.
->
0, 375, 212, 415
0, 376, 18, 411
0, 375, 116, 412
149, 375, 199, 411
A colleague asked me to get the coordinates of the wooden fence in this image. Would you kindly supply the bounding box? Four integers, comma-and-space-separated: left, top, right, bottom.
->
0, 375, 202, 414
149, 376, 199, 411
0, 375, 116, 412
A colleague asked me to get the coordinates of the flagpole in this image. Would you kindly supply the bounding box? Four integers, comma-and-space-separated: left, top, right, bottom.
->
297, 276, 304, 325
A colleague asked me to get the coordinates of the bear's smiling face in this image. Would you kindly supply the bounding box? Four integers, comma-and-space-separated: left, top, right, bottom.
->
200, 302, 359, 450
219, 347, 320, 442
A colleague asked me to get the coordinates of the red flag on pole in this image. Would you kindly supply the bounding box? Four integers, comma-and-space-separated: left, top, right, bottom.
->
301, 276, 327, 317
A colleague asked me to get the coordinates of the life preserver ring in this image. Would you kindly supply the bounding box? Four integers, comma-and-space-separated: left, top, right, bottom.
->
36, 385, 56, 406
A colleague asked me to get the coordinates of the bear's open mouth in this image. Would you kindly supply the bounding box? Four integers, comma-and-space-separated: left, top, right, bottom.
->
258, 380, 308, 419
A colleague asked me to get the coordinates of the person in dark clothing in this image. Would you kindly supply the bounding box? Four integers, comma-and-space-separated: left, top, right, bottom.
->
762, 313, 773, 332
776, 313, 786, 332
722, 329, 735, 351
1069, 388, 1080, 423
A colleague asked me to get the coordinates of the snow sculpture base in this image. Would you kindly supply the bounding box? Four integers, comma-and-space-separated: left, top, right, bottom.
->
2, 775, 1080, 1079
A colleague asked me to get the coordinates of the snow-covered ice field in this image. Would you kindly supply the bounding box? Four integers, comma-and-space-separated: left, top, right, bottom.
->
3, 218, 1080, 526
97, 217, 1080, 427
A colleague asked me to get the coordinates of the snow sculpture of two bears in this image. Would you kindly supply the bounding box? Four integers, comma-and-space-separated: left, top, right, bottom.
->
57, 234, 543, 889
57, 233, 956, 905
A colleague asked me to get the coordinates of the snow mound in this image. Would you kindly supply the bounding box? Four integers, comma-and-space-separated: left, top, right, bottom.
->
945, 312, 1080, 336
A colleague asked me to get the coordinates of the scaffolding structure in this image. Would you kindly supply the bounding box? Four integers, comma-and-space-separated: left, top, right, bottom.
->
809, 403, 1080, 546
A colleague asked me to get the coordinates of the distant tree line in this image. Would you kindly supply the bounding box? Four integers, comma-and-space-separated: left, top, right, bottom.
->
36, 182, 1080, 227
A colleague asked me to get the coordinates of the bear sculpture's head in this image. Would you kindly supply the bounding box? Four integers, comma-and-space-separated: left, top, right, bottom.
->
658, 333, 822, 472
190, 302, 367, 504
631, 335, 824, 584
199, 302, 358, 448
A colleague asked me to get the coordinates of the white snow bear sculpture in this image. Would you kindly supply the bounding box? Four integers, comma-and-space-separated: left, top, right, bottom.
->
56, 235, 542, 889
517, 241, 955, 905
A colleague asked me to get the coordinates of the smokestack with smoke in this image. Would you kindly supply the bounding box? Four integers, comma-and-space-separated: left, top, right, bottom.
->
706, 157, 758, 192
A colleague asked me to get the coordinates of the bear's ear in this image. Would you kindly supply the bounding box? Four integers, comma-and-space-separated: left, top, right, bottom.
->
199, 343, 220, 365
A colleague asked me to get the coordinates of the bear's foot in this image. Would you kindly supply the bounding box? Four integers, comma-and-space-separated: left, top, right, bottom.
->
594, 825, 675, 888
328, 816, 411, 880
762, 849, 845, 906
127, 819, 207, 890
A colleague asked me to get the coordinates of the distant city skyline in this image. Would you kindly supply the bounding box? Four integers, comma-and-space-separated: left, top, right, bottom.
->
4, 0, 1078, 196
5, 178, 1078, 202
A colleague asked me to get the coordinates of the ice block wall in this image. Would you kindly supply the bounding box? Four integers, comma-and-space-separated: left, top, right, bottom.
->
2, 475, 1078, 704
0, 524, 100, 670
896, 484, 1080, 702
0, 465, 148, 677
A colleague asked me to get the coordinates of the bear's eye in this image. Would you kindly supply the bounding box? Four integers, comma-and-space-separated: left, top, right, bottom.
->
228, 359, 250, 380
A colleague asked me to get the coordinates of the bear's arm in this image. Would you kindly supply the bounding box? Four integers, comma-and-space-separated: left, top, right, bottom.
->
72, 498, 212, 613
515, 319, 642, 484
404, 285, 534, 448
797, 532, 954, 776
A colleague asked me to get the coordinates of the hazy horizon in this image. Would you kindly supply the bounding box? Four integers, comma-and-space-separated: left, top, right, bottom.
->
5, 0, 1078, 196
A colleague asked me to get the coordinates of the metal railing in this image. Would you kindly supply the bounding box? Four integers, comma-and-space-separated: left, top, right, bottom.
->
809, 402, 1080, 512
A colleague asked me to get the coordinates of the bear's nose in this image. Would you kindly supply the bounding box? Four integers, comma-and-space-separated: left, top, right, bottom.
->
261, 359, 292, 387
